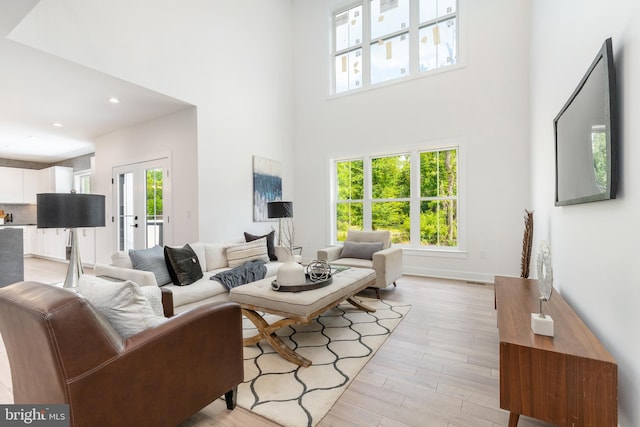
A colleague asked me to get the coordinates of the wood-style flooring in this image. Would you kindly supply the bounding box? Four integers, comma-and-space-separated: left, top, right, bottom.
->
0, 258, 553, 427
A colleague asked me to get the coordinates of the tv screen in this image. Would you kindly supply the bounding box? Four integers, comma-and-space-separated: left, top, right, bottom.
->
554, 38, 618, 206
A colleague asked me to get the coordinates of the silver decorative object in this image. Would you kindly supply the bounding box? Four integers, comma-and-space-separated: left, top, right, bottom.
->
536, 240, 553, 316
306, 260, 331, 282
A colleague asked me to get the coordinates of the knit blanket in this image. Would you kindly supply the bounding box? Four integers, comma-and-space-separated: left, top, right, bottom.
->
211, 260, 267, 290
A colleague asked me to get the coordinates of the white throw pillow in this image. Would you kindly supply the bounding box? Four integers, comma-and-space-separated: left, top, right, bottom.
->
225, 238, 269, 268
77, 275, 167, 338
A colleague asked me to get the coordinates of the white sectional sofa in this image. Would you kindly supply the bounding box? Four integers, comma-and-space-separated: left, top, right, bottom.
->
95, 240, 287, 315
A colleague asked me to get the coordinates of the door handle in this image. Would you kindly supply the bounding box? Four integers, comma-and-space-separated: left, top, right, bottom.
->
130, 224, 139, 228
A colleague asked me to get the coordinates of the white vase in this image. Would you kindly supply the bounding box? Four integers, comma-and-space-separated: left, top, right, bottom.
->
277, 256, 306, 286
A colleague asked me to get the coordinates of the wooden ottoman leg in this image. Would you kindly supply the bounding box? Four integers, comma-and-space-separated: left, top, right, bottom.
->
242, 308, 312, 367
225, 386, 237, 410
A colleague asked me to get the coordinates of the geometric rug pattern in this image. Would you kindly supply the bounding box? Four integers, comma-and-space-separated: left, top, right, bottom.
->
237, 297, 411, 427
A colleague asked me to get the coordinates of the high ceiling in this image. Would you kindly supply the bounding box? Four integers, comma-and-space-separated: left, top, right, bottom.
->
0, 0, 193, 163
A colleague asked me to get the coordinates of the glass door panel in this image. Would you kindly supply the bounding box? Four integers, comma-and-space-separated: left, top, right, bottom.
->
113, 159, 170, 251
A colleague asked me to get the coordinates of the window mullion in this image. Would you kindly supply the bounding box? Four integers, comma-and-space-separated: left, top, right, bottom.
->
363, 155, 372, 230
362, 1, 372, 88
410, 0, 420, 75
410, 150, 420, 245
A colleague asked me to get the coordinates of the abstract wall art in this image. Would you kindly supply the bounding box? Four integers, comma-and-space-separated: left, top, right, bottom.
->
253, 156, 282, 221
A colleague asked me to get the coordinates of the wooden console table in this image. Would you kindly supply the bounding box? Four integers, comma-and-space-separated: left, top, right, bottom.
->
494, 276, 617, 427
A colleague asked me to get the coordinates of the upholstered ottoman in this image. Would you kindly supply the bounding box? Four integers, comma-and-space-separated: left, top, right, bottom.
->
229, 266, 376, 366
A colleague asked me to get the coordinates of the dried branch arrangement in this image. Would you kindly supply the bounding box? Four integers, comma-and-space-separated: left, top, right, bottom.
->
520, 209, 534, 278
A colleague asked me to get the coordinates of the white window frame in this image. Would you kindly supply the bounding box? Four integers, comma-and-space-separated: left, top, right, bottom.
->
332, 0, 460, 95
330, 142, 465, 252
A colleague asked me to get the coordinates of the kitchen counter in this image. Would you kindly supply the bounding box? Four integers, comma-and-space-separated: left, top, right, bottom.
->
0, 223, 36, 227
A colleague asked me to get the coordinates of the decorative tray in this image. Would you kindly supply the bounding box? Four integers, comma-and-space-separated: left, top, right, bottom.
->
271, 274, 333, 292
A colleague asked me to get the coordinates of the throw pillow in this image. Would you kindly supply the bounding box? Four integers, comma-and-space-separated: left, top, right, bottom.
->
128, 245, 172, 286
340, 241, 384, 260
77, 275, 167, 339
244, 230, 277, 261
225, 238, 269, 268
164, 244, 203, 286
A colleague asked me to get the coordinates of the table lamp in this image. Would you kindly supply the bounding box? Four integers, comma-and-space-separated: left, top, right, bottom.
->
37, 191, 105, 290
267, 201, 293, 246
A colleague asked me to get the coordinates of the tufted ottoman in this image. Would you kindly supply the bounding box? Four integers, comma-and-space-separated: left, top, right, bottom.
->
229, 266, 376, 367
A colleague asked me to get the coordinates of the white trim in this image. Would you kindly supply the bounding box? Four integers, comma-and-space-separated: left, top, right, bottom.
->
403, 267, 494, 284
329, 137, 465, 251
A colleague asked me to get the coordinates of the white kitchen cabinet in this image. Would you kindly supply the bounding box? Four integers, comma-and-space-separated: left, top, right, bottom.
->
39, 166, 73, 194
23, 169, 39, 203
34, 227, 68, 261
0, 167, 25, 202
77, 228, 96, 266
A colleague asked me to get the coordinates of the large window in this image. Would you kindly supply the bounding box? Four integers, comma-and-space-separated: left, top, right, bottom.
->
334, 147, 458, 247
333, 0, 458, 94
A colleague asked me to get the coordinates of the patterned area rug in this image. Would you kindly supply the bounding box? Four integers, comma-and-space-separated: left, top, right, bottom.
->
238, 297, 411, 427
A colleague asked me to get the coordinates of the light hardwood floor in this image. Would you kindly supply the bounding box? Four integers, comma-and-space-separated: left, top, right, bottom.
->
1, 258, 553, 427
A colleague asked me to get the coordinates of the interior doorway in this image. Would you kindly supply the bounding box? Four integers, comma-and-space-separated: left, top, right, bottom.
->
112, 158, 171, 251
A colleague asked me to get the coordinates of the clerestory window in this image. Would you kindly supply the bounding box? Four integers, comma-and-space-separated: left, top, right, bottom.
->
333, 0, 458, 94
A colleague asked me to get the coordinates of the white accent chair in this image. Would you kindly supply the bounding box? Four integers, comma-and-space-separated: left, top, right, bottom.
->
317, 230, 403, 298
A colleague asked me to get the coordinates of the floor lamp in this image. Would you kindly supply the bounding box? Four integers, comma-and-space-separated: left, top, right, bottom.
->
37, 192, 105, 290
267, 201, 293, 246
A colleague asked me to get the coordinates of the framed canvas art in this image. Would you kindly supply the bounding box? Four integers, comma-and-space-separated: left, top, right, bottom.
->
253, 156, 282, 221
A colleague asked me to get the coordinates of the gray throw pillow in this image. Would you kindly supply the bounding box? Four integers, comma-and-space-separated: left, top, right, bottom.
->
340, 241, 384, 260
129, 245, 172, 286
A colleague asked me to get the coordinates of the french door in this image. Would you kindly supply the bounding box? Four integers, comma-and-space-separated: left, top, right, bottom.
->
113, 158, 171, 251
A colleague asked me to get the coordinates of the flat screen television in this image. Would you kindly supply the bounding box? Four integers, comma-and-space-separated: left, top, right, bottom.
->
554, 38, 618, 206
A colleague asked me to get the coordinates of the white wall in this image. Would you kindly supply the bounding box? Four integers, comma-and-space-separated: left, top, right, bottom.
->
11, 0, 295, 249
292, 0, 531, 282
92, 108, 198, 264
530, 1, 639, 424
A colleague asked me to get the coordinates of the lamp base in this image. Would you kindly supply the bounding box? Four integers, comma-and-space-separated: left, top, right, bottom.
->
531, 313, 554, 337
63, 228, 84, 291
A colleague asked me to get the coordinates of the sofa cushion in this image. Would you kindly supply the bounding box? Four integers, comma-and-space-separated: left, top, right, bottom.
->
204, 243, 230, 270
244, 230, 277, 261
129, 245, 172, 286
77, 275, 167, 338
225, 238, 269, 268
164, 244, 203, 286
340, 241, 384, 260
112, 251, 133, 269
164, 273, 227, 308
188, 242, 207, 272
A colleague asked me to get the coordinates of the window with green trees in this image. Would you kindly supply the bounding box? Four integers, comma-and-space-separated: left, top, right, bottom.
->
335, 147, 458, 247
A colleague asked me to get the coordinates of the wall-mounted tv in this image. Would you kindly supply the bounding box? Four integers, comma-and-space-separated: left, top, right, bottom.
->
554, 38, 618, 206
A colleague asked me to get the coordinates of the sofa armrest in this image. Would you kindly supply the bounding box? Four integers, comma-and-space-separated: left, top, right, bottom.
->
317, 245, 343, 262
161, 288, 174, 317
274, 245, 289, 261
94, 264, 159, 287
372, 247, 403, 287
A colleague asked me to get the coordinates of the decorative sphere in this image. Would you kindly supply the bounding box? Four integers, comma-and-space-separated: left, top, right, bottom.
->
306, 259, 331, 282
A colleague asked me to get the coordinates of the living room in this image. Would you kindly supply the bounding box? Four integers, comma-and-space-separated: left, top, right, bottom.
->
0, 0, 638, 426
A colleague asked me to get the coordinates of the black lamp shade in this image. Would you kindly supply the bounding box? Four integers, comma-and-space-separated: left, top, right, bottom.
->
37, 193, 106, 228
267, 201, 293, 218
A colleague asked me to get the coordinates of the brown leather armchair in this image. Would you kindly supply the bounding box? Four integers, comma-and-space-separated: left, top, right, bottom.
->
0, 281, 243, 427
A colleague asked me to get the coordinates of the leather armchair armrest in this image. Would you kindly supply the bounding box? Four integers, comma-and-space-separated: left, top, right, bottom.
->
160, 288, 174, 317
372, 247, 403, 287
317, 245, 343, 262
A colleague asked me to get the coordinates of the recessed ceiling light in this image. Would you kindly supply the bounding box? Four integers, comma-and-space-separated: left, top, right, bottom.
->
52, 122, 63, 127
108, 97, 120, 104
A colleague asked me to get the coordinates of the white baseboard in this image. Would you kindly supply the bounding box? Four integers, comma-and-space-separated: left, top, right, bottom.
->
403, 266, 494, 284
